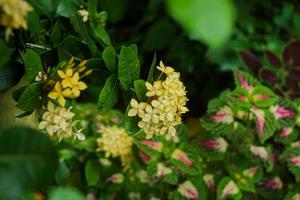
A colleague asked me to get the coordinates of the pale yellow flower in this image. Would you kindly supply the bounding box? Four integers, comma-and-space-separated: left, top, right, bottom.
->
157, 61, 174, 74
128, 98, 146, 118
128, 61, 188, 139
0, 0, 32, 40
97, 126, 133, 170
145, 81, 163, 97
38, 101, 84, 141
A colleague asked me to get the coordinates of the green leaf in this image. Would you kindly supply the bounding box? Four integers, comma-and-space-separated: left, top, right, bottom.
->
147, 53, 156, 83
251, 86, 278, 108
253, 109, 277, 144
102, 46, 117, 72
49, 187, 85, 200
58, 35, 90, 60
128, 43, 138, 55
92, 24, 111, 46
281, 147, 300, 177
70, 15, 99, 56
0, 40, 13, 68
84, 159, 101, 186
56, 0, 78, 18
87, 0, 97, 18
97, 75, 119, 114
51, 20, 65, 47
55, 162, 70, 185
26, 11, 43, 40
118, 46, 140, 90
26, 0, 59, 17
12, 85, 28, 102
166, 0, 235, 48
24, 49, 43, 82
0, 127, 58, 200
124, 104, 140, 135
16, 82, 42, 112
134, 79, 147, 101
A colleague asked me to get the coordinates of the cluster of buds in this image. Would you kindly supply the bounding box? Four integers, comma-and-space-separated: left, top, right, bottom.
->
38, 101, 85, 141
78, 5, 89, 22
48, 58, 92, 106
0, 0, 32, 40
128, 61, 188, 139
96, 126, 133, 171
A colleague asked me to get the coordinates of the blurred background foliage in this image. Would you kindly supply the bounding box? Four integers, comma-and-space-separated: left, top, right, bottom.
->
1, 0, 300, 199
1, 0, 300, 118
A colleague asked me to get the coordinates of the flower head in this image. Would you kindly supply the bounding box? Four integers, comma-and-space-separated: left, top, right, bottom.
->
128, 61, 188, 139
0, 0, 32, 40
97, 126, 133, 170
47, 58, 91, 106
38, 101, 84, 141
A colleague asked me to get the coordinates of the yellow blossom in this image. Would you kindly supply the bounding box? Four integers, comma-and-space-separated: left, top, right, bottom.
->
48, 82, 72, 106
97, 126, 133, 171
128, 61, 188, 139
0, 0, 32, 40
128, 99, 147, 118
38, 101, 84, 141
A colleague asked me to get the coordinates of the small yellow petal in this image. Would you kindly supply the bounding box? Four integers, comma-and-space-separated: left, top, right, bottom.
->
62, 89, 72, 97
55, 82, 62, 92
48, 91, 58, 99
58, 95, 65, 106
57, 70, 66, 78
66, 69, 73, 77
128, 108, 138, 117
71, 72, 80, 84
130, 98, 139, 108
62, 79, 72, 88
78, 81, 87, 90
72, 88, 80, 97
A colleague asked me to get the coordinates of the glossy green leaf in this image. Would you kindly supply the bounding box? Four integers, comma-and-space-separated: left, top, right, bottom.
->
49, 187, 85, 200
147, 53, 156, 83
97, 75, 119, 114
16, 82, 42, 112
24, 49, 43, 82
134, 79, 147, 101
84, 159, 101, 186
102, 46, 117, 72
56, 0, 78, 18
118, 46, 140, 90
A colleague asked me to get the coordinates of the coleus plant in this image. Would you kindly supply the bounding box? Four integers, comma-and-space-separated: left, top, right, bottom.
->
239, 39, 300, 99
200, 69, 300, 199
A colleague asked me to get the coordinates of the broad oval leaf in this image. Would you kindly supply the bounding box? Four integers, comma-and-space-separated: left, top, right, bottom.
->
16, 82, 43, 112
97, 75, 119, 114
118, 46, 140, 90
24, 49, 43, 82
84, 159, 101, 186
102, 46, 117, 72
0, 126, 58, 200
167, 0, 236, 48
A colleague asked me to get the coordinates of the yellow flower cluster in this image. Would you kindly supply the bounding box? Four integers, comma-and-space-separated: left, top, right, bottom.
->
38, 101, 85, 141
0, 0, 32, 40
48, 58, 92, 106
128, 61, 188, 139
96, 125, 133, 170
